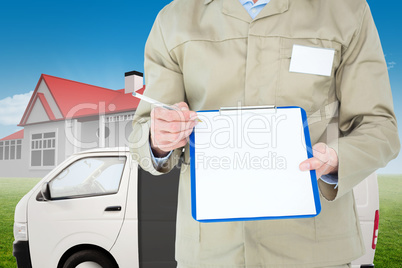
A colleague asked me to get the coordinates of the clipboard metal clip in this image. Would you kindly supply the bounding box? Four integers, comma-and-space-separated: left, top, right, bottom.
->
219, 105, 277, 115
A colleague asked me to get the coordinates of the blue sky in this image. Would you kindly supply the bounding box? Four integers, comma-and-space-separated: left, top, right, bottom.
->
0, 0, 400, 173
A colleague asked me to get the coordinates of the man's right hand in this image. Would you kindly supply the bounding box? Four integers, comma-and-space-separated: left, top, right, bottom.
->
150, 102, 198, 158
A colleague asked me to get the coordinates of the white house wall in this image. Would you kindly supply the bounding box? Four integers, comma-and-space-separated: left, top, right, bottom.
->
124, 119, 133, 147
1, 111, 136, 178
78, 112, 135, 150
80, 119, 101, 149
105, 112, 135, 148
37, 80, 63, 119
64, 119, 80, 157
30, 121, 68, 177
0, 142, 24, 178
0, 121, 67, 178
25, 99, 50, 125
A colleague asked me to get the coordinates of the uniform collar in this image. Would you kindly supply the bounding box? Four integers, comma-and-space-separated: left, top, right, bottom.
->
255, 0, 288, 20
206, 0, 289, 22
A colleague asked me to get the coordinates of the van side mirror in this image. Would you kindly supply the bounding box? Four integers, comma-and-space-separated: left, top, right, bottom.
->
36, 182, 51, 201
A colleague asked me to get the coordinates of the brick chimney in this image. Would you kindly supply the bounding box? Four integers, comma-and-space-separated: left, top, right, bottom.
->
125, 71, 144, 94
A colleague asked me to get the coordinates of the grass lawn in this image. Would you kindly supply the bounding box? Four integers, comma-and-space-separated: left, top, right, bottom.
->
0, 175, 401, 267
373, 174, 402, 266
0, 177, 41, 268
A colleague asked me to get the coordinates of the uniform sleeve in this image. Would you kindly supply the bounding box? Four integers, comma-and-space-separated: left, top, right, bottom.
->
319, 4, 400, 201
129, 12, 186, 175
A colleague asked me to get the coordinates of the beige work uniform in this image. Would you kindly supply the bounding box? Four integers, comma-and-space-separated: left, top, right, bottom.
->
129, 0, 400, 267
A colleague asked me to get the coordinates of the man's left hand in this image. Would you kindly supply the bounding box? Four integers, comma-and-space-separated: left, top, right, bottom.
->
299, 143, 338, 178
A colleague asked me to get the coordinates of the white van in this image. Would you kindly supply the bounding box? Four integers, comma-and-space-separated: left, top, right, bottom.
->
13, 148, 379, 268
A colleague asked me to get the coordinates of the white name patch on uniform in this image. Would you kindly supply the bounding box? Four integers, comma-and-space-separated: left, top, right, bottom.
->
289, 45, 335, 77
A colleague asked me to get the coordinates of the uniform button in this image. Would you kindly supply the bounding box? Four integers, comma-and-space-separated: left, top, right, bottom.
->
251, 8, 257, 13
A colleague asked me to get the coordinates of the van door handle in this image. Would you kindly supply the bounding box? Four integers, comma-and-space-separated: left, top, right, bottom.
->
105, 206, 122, 212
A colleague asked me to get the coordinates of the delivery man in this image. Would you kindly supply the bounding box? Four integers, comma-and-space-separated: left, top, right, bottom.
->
130, 0, 400, 267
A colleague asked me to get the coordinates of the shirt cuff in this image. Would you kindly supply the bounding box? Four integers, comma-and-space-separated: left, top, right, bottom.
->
149, 142, 173, 169
320, 174, 339, 189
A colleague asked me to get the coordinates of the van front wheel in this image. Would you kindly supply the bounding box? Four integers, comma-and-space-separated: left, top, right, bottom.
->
63, 249, 117, 268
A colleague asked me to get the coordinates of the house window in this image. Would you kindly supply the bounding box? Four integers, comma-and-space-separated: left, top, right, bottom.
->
0, 140, 22, 161
0, 142, 3, 160
10, 141, 16, 159
5, 141, 9, 160
31, 132, 56, 167
16, 140, 22, 159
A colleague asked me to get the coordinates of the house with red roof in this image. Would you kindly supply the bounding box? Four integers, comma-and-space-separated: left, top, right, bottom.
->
0, 71, 144, 177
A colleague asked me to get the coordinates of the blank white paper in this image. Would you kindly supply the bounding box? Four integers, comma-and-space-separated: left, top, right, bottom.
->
192, 107, 319, 221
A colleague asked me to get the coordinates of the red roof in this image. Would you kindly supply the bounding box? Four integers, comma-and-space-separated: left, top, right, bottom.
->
19, 74, 145, 126
0, 129, 24, 141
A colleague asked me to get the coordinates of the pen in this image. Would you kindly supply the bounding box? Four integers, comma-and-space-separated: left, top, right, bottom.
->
132, 92, 202, 122
132, 91, 175, 110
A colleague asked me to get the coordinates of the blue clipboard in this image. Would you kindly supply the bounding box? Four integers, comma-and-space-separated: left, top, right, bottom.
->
189, 106, 321, 223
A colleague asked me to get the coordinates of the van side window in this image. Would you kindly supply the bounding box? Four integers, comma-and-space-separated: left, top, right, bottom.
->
49, 156, 126, 199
